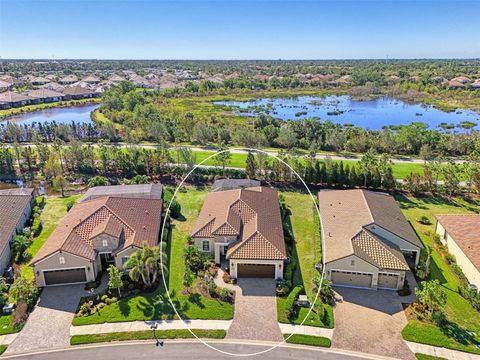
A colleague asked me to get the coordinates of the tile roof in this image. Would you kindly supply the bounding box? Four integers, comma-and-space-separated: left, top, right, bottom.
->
192, 186, 286, 261
0, 91, 32, 103
62, 85, 95, 96
0, 189, 34, 257
318, 189, 422, 265
436, 214, 480, 272
23, 88, 64, 99
31, 196, 162, 264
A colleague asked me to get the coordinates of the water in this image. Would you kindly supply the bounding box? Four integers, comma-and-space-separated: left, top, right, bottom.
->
214, 95, 480, 130
2, 104, 100, 125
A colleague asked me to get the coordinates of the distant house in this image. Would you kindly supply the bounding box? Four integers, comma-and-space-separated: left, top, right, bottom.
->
319, 189, 423, 290
448, 79, 466, 89
40, 82, 65, 92
451, 76, 470, 84
435, 215, 480, 288
192, 186, 286, 279
31, 195, 163, 287
471, 79, 480, 89
30, 76, 50, 86
0, 75, 19, 86
0, 80, 12, 91
80, 183, 163, 203
82, 75, 101, 84
62, 85, 97, 100
23, 88, 64, 103
108, 74, 125, 83
0, 91, 32, 109
0, 188, 35, 275
58, 74, 79, 85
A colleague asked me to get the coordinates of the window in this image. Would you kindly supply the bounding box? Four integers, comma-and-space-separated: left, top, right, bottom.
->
443, 230, 448, 243
59, 256, 65, 265
121, 256, 130, 266
202, 240, 210, 252
102, 239, 108, 247
350, 260, 355, 266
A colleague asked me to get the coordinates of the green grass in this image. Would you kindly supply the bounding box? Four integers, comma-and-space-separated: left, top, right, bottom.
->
20, 194, 82, 281
284, 334, 331, 347
70, 329, 226, 345
397, 194, 480, 353
415, 354, 447, 360
276, 190, 333, 329
0, 344, 7, 355
72, 186, 233, 326
0, 314, 21, 336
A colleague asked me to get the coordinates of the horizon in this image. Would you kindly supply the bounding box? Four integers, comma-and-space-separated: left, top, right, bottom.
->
1, 0, 479, 59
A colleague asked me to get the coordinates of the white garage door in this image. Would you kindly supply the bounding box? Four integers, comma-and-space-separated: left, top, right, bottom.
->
378, 272, 399, 289
331, 270, 372, 288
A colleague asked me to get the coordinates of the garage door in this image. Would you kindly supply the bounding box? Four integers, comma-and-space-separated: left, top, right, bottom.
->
378, 273, 399, 289
237, 264, 275, 278
331, 270, 372, 288
44, 268, 87, 286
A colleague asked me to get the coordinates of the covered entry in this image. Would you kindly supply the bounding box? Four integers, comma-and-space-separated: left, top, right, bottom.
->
237, 264, 275, 278
43, 268, 87, 286
331, 270, 372, 288
377, 272, 400, 289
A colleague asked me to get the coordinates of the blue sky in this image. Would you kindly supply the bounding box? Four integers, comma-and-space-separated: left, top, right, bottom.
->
0, 0, 479, 59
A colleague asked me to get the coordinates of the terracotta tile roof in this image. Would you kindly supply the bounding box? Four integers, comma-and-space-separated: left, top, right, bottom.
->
0, 91, 32, 103
436, 214, 480, 271
23, 88, 64, 99
192, 186, 286, 261
62, 85, 95, 96
0, 189, 34, 257
318, 189, 422, 265
31, 196, 162, 264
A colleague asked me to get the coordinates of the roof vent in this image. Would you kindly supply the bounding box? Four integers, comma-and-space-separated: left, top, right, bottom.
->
143, 226, 147, 230
328, 232, 332, 237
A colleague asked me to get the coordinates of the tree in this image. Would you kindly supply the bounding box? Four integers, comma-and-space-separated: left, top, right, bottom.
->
178, 147, 197, 170
124, 243, 168, 288
213, 144, 231, 177
107, 265, 123, 297
441, 161, 460, 197
9, 277, 38, 305
415, 279, 447, 315
245, 152, 257, 179
88, 175, 109, 188
184, 246, 212, 273
52, 174, 67, 197
359, 149, 378, 187
11, 235, 30, 263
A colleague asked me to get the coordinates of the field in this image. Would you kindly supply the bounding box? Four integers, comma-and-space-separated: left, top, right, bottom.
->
397, 194, 480, 354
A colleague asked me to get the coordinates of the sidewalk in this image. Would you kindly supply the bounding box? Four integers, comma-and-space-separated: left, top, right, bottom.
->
405, 341, 480, 360
279, 323, 334, 338
0, 333, 18, 346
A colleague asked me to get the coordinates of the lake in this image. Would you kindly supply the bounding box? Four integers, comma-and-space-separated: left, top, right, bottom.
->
2, 104, 100, 125
214, 95, 480, 130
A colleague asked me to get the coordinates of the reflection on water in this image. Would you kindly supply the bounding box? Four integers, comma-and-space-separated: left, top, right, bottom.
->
3, 104, 100, 125
214, 95, 479, 130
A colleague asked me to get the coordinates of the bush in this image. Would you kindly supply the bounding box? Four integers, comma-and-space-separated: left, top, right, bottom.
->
35, 195, 45, 208
66, 199, 75, 212
101, 295, 109, 302
183, 268, 194, 287
445, 253, 456, 264
284, 285, 303, 319
80, 302, 91, 316
184, 246, 212, 273
31, 217, 42, 236
418, 215, 431, 225
285, 257, 296, 282
164, 189, 181, 219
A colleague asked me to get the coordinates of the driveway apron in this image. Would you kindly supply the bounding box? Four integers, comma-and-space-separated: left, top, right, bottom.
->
226, 278, 283, 342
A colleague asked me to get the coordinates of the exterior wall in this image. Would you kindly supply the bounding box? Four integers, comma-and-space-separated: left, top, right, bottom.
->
115, 246, 139, 271
193, 237, 214, 254
0, 245, 11, 277
33, 251, 95, 287
436, 221, 480, 288
229, 259, 284, 280
365, 224, 421, 265
91, 233, 122, 253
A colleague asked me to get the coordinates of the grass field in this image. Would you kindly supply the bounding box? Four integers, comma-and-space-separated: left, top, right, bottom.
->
72, 186, 234, 326
70, 329, 226, 345
284, 334, 331, 347
276, 190, 333, 329
397, 194, 480, 354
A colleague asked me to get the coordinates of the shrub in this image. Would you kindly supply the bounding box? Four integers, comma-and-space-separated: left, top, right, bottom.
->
164, 189, 181, 219
31, 217, 42, 236
206, 281, 218, 298
101, 294, 109, 302
284, 285, 303, 319
88, 176, 109, 188
217, 288, 233, 302
445, 253, 456, 264
418, 215, 431, 225
276, 280, 293, 296
80, 302, 91, 315
184, 246, 212, 273
35, 195, 45, 208
183, 268, 194, 287
66, 199, 75, 212
285, 257, 296, 282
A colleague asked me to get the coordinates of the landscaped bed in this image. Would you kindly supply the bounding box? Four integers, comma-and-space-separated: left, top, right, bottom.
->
70, 329, 226, 345
397, 194, 480, 355
72, 187, 234, 326
283, 333, 331, 347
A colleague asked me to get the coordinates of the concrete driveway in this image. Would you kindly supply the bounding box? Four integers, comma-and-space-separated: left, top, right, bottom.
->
226, 278, 283, 342
5, 284, 86, 354
331, 287, 415, 360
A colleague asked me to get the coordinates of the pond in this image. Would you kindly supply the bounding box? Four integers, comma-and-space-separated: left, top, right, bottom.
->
214, 95, 480, 131
2, 104, 100, 125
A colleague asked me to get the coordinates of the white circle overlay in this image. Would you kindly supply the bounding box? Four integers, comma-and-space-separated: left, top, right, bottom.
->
159, 147, 326, 357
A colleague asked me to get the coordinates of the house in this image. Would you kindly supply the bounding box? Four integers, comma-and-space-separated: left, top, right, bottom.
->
435, 215, 480, 288
319, 189, 423, 290
58, 74, 78, 85
82, 75, 101, 84
451, 76, 470, 84
471, 79, 480, 89
0, 80, 12, 91
0, 188, 35, 275
449, 79, 466, 89
211, 178, 261, 192
30, 76, 50, 86
62, 85, 97, 100
40, 82, 65, 92
80, 183, 163, 203
23, 88, 64, 103
108, 74, 125, 83
192, 186, 286, 279
31, 195, 163, 287
0, 91, 32, 109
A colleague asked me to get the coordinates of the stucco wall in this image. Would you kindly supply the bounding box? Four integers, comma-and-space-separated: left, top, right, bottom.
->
114, 246, 139, 270
194, 237, 214, 253
91, 233, 122, 253
436, 222, 480, 288
0, 245, 11, 277
33, 251, 95, 287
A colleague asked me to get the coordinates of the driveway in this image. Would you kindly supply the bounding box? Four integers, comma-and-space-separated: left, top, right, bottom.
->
226, 278, 283, 342
331, 287, 415, 360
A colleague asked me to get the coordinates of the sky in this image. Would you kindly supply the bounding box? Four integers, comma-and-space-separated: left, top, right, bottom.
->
0, 0, 479, 60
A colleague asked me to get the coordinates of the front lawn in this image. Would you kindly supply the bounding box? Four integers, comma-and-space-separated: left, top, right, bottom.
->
284, 333, 331, 347
397, 194, 480, 353
415, 354, 447, 360
73, 186, 234, 326
277, 190, 333, 329
70, 329, 226, 345
0, 314, 21, 335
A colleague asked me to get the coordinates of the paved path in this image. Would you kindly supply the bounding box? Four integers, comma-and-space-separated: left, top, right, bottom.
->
405, 341, 480, 360
332, 287, 416, 360
225, 278, 283, 342
279, 323, 334, 338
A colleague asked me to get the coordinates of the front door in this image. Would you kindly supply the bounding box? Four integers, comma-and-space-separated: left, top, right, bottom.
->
100, 253, 114, 270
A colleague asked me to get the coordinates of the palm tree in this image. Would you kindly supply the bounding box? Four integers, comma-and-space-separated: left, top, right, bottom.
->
124, 242, 168, 288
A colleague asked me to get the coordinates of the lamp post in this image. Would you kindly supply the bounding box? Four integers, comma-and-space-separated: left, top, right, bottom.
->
150, 322, 164, 347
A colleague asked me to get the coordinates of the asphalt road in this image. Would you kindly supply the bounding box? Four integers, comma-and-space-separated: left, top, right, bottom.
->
2, 341, 392, 360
